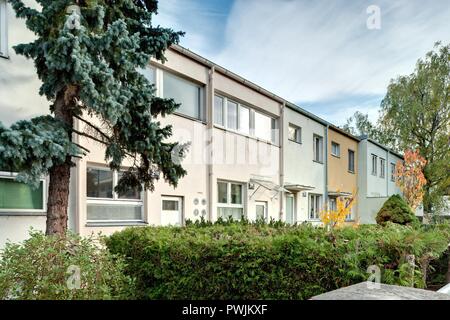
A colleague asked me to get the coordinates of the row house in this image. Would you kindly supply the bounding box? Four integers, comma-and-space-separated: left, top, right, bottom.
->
0, 0, 405, 247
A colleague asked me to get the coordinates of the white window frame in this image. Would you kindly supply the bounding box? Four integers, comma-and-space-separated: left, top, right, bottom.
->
255, 201, 268, 222
0, 171, 46, 213
348, 149, 355, 173
313, 134, 324, 163
380, 158, 386, 178
217, 180, 245, 217
0, 0, 8, 58
390, 162, 396, 182
86, 165, 144, 223
331, 141, 340, 157
288, 123, 302, 144
213, 93, 278, 144
309, 194, 322, 220
371, 154, 378, 176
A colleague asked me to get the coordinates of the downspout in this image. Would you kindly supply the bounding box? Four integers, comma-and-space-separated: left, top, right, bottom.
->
279, 103, 285, 221
207, 66, 215, 222
324, 124, 329, 207
386, 149, 390, 197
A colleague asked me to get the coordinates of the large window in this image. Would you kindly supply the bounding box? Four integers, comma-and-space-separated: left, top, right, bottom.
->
390, 163, 396, 182
331, 142, 340, 157
313, 135, 324, 163
309, 194, 322, 220
86, 167, 143, 222
163, 71, 204, 120
217, 181, 244, 220
348, 149, 355, 173
380, 158, 386, 178
0, 174, 45, 212
213, 95, 278, 144
0, 1, 7, 57
371, 154, 378, 176
288, 123, 302, 143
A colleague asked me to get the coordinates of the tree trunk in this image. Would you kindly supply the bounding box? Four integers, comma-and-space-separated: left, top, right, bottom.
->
45, 86, 76, 235
446, 253, 450, 284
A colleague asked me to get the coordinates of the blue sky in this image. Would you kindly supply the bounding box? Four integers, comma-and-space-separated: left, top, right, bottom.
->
153, 0, 450, 126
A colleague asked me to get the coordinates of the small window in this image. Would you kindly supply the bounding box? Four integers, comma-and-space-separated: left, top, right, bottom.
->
162, 199, 179, 211
214, 95, 224, 126
313, 135, 324, 163
309, 194, 322, 220
390, 163, 396, 182
331, 142, 340, 157
238, 105, 250, 135
163, 71, 204, 120
217, 181, 244, 220
288, 124, 301, 143
348, 150, 355, 172
380, 158, 386, 178
371, 154, 378, 175
0, 1, 7, 57
227, 100, 238, 130
0, 176, 44, 211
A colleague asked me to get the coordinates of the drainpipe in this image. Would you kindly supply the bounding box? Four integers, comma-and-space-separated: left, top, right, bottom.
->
324, 125, 329, 207
279, 103, 285, 221
386, 149, 390, 197
207, 66, 215, 222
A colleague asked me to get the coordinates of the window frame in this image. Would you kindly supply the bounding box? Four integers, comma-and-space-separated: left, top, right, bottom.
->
0, 0, 8, 58
0, 171, 46, 213
348, 149, 355, 173
86, 165, 144, 223
313, 134, 324, 163
217, 180, 245, 218
371, 154, 378, 176
309, 193, 322, 220
331, 141, 340, 157
380, 158, 386, 178
288, 123, 302, 144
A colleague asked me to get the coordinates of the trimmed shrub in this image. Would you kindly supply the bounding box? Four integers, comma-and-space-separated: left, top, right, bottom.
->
0, 230, 135, 300
106, 221, 449, 299
376, 194, 419, 226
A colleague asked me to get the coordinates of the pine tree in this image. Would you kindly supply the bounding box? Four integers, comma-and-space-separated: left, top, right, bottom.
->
0, 0, 188, 234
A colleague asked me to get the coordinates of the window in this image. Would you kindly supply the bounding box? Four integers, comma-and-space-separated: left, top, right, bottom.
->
331, 142, 340, 157
217, 181, 244, 220
329, 197, 337, 211
239, 106, 250, 135
227, 100, 238, 130
313, 135, 323, 163
254, 111, 273, 142
288, 124, 301, 143
380, 158, 386, 178
348, 149, 355, 173
163, 71, 204, 120
0, 1, 7, 57
86, 167, 143, 222
214, 95, 224, 126
390, 163, 396, 182
138, 66, 156, 86
371, 154, 378, 175
309, 194, 322, 220
0, 174, 45, 212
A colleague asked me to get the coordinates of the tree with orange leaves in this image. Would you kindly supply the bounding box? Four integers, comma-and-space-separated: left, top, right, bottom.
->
394, 149, 427, 210
320, 190, 357, 230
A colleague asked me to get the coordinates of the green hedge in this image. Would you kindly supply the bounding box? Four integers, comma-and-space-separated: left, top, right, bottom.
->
376, 194, 419, 226
106, 221, 450, 300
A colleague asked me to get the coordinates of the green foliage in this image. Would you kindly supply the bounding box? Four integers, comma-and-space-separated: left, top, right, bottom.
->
0, 230, 134, 300
106, 221, 449, 299
1, 0, 187, 193
376, 194, 419, 226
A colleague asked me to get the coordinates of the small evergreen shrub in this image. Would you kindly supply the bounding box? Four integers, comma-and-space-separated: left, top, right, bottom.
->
106, 221, 449, 299
0, 230, 134, 300
376, 194, 419, 226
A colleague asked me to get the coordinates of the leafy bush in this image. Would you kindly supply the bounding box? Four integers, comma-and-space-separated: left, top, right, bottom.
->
106, 221, 449, 299
0, 230, 134, 300
376, 194, 419, 226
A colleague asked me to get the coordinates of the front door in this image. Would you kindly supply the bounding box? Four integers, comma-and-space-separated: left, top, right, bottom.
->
286, 194, 295, 224
255, 201, 267, 221
161, 196, 183, 226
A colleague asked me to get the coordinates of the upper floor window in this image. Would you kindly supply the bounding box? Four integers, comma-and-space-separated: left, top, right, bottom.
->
371, 154, 378, 176
313, 135, 324, 163
331, 141, 340, 157
163, 71, 204, 121
227, 100, 238, 130
214, 95, 224, 126
390, 163, 396, 182
380, 158, 386, 178
0, 172, 45, 212
348, 149, 355, 173
86, 166, 143, 222
0, 0, 7, 57
288, 124, 301, 143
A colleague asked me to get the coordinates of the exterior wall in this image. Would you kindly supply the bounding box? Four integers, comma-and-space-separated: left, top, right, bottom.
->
283, 107, 326, 223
